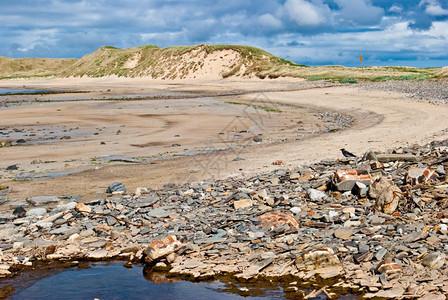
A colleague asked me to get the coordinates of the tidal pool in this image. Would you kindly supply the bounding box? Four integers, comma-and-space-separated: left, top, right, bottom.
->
11, 262, 289, 300
0, 89, 51, 95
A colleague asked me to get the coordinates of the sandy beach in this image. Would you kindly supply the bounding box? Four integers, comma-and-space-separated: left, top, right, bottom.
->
1, 76, 448, 201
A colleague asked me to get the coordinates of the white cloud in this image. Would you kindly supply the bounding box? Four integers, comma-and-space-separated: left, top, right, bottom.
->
283, 0, 328, 26
419, 0, 448, 16
389, 5, 403, 13
257, 13, 282, 29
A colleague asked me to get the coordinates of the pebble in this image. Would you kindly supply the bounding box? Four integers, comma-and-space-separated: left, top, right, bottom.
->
1, 138, 448, 298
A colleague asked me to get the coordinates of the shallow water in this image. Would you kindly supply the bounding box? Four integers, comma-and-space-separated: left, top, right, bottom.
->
11, 262, 288, 300
0, 89, 50, 95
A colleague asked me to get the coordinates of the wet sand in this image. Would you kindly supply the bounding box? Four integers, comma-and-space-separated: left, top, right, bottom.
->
1, 77, 448, 202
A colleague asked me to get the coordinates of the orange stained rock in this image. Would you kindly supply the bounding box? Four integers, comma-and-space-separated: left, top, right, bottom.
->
257, 211, 299, 227
149, 235, 178, 250
334, 169, 373, 182
375, 260, 403, 275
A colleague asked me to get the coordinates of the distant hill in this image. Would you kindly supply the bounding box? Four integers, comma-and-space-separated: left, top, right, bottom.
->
0, 57, 77, 78
59, 44, 303, 79
0, 44, 445, 81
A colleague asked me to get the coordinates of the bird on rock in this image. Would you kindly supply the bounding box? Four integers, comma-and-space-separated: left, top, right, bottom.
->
340, 148, 357, 158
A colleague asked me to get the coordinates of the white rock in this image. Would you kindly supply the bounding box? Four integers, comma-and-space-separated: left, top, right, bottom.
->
13, 242, 23, 249
308, 189, 327, 201
290, 207, 301, 214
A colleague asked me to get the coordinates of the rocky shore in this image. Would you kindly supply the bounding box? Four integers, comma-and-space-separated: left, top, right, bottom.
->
1, 137, 448, 299
361, 79, 448, 104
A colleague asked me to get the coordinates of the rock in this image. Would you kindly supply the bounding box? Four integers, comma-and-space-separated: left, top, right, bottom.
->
421, 252, 445, 269
315, 265, 344, 279
374, 181, 402, 214
75, 203, 91, 215
106, 216, 117, 226
354, 252, 373, 263
146, 208, 170, 218
26, 208, 47, 217
52, 202, 77, 213
144, 235, 183, 263
106, 182, 126, 194
375, 261, 403, 275
352, 181, 368, 197
367, 288, 405, 298
257, 211, 299, 227
88, 249, 109, 259
290, 207, 301, 215
405, 167, 438, 185
308, 188, 327, 201
334, 228, 354, 240
370, 215, 385, 225
27, 195, 60, 206
6, 164, 18, 171
374, 248, 387, 261
298, 247, 342, 269
236, 257, 274, 279
12, 206, 26, 218
419, 294, 445, 300
333, 169, 373, 192
233, 199, 253, 209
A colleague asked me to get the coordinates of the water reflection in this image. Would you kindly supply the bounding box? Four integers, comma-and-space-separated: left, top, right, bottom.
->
0, 89, 50, 95
11, 262, 286, 300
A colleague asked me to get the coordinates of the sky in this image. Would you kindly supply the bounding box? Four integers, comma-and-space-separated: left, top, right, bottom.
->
1, 0, 448, 67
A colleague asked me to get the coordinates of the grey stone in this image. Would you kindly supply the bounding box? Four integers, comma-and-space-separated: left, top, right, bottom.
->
27, 196, 59, 206
51, 201, 77, 213
146, 207, 170, 218
106, 182, 126, 194
370, 215, 385, 225
26, 208, 47, 217
107, 216, 117, 226
374, 248, 387, 260
359, 243, 370, 253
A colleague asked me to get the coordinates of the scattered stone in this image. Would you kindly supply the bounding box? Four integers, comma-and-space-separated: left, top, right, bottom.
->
2, 138, 448, 298
421, 252, 445, 270
26, 208, 47, 217
6, 165, 18, 171
12, 207, 26, 218
334, 228, 354, 240
373, 180, 402, 214
405, 167, 438, 185
375, 261, 403, 276
234, 199, 253, 210
308, 188, 327, 202
106, 182, 126, 194
146, 208, 170, 218
144, 235, 183, 263
27, 195, 60, 206
333, 169, 372, 191
257, 211, 299, 227
75, 203, 91, 215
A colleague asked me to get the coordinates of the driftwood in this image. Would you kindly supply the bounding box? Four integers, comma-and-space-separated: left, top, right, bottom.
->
364, 151, 418, 162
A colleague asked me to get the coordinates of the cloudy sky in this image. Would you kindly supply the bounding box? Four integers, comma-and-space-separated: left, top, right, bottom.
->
1, 0, 448, 67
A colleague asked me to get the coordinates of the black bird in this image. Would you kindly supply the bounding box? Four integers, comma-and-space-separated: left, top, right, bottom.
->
340, 148, 357, 158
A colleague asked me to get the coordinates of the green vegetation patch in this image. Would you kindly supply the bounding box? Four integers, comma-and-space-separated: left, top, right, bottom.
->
225, 101, 281, 113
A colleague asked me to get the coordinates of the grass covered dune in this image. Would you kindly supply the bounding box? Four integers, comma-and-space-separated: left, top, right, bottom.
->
1, 44, 447, 82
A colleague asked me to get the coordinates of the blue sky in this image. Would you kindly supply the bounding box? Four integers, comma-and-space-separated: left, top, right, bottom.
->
1, 0, 448, 67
